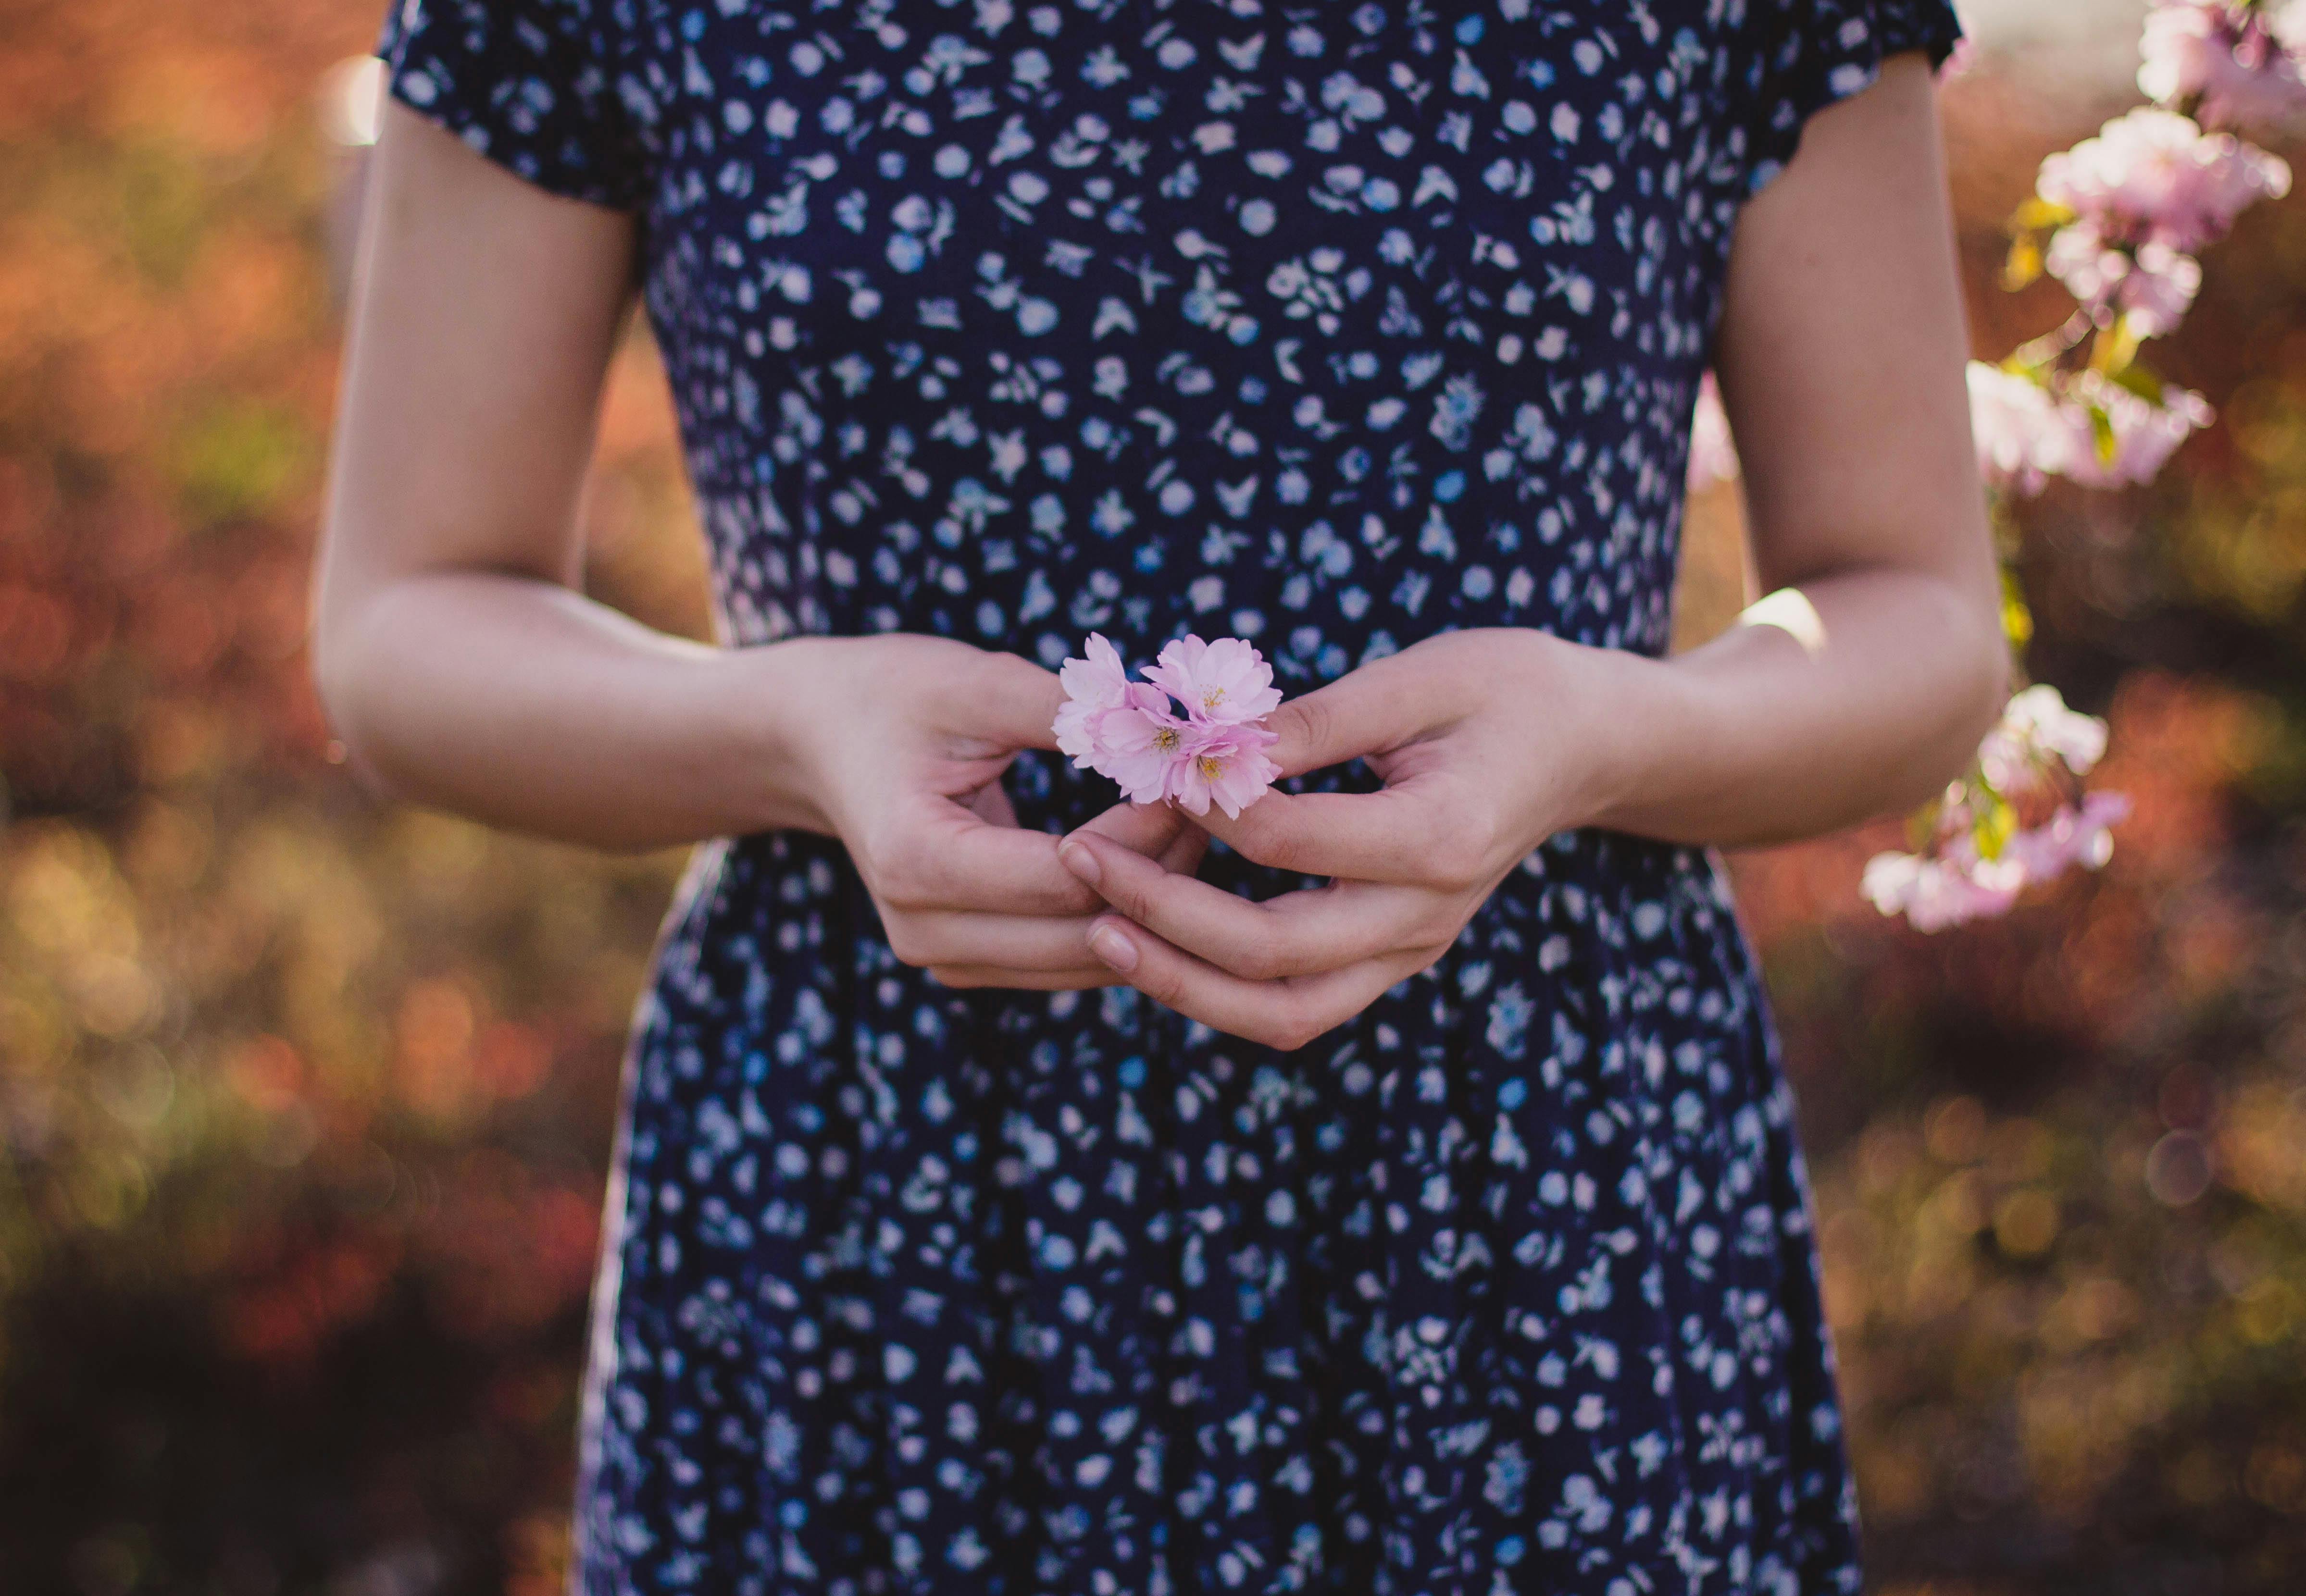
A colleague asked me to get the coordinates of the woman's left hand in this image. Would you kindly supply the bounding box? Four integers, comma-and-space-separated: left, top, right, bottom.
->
1054, 628, 1633, 1051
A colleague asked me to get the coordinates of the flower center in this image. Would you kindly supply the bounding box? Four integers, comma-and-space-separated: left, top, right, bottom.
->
1153, 726, 1180, 753
1197, 753, 1225, 779
1202, 686, 1226, 710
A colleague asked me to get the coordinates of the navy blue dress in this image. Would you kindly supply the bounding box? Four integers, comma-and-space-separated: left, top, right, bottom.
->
376, 3, 1960, 1592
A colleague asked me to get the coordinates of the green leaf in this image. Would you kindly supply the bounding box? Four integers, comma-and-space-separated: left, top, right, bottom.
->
2109, 360, 2165, 403
2090, 404, 2119, 464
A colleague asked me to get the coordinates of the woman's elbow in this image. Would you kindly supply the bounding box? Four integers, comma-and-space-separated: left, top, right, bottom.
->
1912, 580, 2014, 800
307, 597, 409, 804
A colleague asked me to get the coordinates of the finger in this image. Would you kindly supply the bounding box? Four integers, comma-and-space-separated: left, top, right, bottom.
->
927, 964, 1121, 991
1259, 660, 1434, 778
1079, 797, 1211, 877
1197, 779, 1495, 889
935, 649, 1069, 754
1075, 796, 1190, 860
875, 798, 1102, 915
879, 906, 1113, 971
1156, 818, 1210, 877
1082, 915, 1424, 1052
1058, 829, 1443, 980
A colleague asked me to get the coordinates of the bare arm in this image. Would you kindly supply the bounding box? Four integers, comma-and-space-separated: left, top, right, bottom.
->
1060, 57, 2009, 1047
314, 103, 793, 849
1592, 50, 2007, 843
315, 105, 1197, 982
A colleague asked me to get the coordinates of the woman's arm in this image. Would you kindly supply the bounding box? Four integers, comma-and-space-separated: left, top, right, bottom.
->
314, 102, 790, 849
1057, 55, 2009, 1048
315, 105, 1197, 984
1590, 48, 2007, 845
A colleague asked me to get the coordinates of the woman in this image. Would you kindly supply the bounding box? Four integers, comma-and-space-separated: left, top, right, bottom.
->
316, 0, 2002, 1590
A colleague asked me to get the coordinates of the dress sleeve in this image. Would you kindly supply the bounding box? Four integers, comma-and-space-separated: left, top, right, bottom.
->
374, 0, 646, 210
1741, 0, 1965, 196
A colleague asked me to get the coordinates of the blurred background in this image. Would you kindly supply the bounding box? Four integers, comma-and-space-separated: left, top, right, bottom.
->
2, 0, 2303, 1591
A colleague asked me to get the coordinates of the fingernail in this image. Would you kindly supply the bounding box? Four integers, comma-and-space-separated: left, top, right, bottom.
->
1087, 924, 1137, 972
1058, 840, 1100, 887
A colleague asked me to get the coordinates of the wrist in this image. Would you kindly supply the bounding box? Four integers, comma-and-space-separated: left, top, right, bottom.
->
1526, 634, 1692, 839
714, 637, 842, 835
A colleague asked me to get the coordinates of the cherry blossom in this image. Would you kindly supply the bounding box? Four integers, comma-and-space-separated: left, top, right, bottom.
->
2041, 222, 2202, 335
1862, 849, 2025, 932
2004, 791, 2133, 878
1085, 694, 1195, 806
1053, 632, 1284, 814
1143, 633, 1283, 726
1052, 631, 1134, 763
2035, 107, 2290, 253
2057, 371, 2215, 489
1982, 683, 2110, 786
1966, 362, 2072, 495
1170, 720, 1284, 820
2139, 0, 2306, 130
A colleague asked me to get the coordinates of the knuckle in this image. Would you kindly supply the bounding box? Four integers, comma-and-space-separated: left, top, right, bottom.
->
1232, 937, 1290, 983
868, 832, 935, 909
1140, 965, 1189, 1009
1279, 698, 1333, 768
1268, 1016, 1322, 1053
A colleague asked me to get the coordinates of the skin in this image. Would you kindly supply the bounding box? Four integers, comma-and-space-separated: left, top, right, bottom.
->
316, 54, 2006, 1051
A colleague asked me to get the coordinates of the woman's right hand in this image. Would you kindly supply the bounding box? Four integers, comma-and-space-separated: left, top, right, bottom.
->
767, 633, 1207, 990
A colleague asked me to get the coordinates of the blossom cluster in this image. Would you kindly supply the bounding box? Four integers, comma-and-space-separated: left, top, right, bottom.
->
1862, 688, 2133, 931
1053, 633, 1284, 819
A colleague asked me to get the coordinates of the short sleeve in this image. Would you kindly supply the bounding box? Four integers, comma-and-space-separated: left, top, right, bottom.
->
375, 0, 645, 210
1742, 0, 1965, 196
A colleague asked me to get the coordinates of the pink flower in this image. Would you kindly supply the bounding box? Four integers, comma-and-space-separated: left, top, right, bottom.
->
1863, 789, 2130, 931
1052, 631, 1285, 815
2007, 684, 2110, 776
2035, 108, 2290, 253
1979, 684, 2110, 791
2057, 371, 2214, 489
1965, 363, 2212, 495
1685, 372, 1739, 491
1966, 363, 2071, 495
1143, 634, 1284, 727
1169, 720, 1284, 820
1862, 851, 2024, 932
1053, 632, 1135, 764
2003, 791, 2133, 879
2041, 222, 2202, 335
2139, 1, 2306, 130
1091, 697, 1196, 805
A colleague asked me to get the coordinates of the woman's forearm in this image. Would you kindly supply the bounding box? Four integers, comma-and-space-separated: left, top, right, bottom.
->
314, 571, 819, 851
1574, 565, 2008, 850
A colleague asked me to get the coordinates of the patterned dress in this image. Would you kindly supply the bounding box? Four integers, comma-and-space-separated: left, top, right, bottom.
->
376, 2, 1959, 1592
